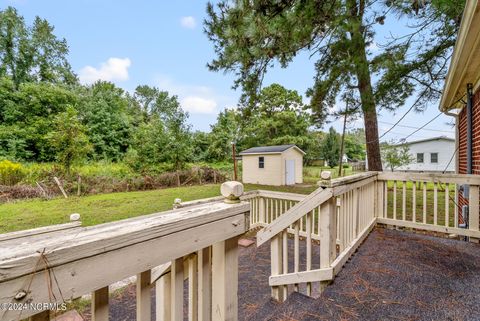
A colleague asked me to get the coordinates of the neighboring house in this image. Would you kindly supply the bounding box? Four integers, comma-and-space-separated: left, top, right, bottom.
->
394, 137, 456, 172
439, 0, 480, 223
239, 144, 305, 186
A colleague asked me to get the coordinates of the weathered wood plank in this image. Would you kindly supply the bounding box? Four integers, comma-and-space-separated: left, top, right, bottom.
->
0, 214, 247, 321
0, 202, 249, 283
0, 222, 81, 243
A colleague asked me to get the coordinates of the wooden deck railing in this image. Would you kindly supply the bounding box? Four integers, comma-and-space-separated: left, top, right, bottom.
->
253, 171, 480, 302
3, 172, 480, 320
376, 172, 480, 238
0, 194, 249, 321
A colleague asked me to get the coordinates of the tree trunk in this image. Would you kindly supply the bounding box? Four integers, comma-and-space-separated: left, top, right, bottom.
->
348, 0, 383, 171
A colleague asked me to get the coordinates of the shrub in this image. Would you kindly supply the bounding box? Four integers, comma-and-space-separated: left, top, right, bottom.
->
0, 160, 25, 185
342, 164, 349, 169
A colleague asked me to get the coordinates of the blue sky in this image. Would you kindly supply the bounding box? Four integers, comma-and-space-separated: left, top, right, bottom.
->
2, 0, 455, 141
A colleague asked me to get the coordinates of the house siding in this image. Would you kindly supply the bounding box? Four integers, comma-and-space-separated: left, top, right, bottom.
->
395, 139, 455, 172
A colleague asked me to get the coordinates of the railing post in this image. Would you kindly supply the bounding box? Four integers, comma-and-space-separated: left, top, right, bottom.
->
198, 247, 212, 321
259, 197, 266, 224
319, 196, 337, 292
156, 273, 171, 321
188, 255, 199, 321
270, 233, 285, 301
137, 270, 152, 321
92, 286, 109, 321
469, 185, 479, 242
212, 237, 239, 321
171, 257, 184, 321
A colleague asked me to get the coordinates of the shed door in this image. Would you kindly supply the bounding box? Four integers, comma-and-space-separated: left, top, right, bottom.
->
285, 159, 295, 185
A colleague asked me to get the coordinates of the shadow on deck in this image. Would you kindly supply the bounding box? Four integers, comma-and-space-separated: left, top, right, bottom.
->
79, 227, 480, 321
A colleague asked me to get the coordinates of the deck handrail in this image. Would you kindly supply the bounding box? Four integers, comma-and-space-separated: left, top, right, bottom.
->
0, 197, 249, 321
256, 172, 378, 246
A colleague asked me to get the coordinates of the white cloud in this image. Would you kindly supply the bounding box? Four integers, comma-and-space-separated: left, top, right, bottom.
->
154, 74, 236, 115
181, 97, 217, 114
180, 16, 196, 29
79, 57, 131, 84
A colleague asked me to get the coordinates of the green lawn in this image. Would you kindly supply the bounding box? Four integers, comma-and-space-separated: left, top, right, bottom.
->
385, 185, 457, 226
0, 183, 316, 233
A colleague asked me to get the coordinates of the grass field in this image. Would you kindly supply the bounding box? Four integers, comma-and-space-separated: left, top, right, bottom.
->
0, 183, 316, 233
385, 184, 457, 226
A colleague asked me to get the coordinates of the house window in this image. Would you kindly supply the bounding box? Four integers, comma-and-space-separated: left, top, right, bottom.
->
417, 153, 424, 163
259, 156, 265, 168
431, 153, 438, 163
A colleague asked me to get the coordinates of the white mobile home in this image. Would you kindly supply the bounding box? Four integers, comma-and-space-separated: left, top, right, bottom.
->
239, 145, 304, 186
394, 136, 456, 172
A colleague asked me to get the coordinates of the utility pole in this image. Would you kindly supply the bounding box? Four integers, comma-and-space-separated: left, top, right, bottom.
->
338, 112, 347, 177
231, 142, 238, 181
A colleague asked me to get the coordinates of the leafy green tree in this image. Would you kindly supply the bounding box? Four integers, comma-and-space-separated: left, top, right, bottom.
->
208, 109, 242, 162
321, 127, 340, 168
127, 116, 168, 169
241, 84, 314, 153
381, 142, 413, 172
77, 81, 133, 161
47, 106, 91, 174
345, 128, 366, 161
0, 77, 77, 161
0, 7, 76, 87
205, 0, 463, 171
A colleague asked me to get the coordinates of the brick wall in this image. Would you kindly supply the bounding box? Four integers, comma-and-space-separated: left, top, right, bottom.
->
457, 86, 480, 224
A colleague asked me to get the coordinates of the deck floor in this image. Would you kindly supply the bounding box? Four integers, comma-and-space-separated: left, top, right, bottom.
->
80, 227, 480, 320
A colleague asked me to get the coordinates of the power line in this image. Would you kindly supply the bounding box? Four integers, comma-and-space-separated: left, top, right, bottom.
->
378, 120, 454, 134
399, 112, 443, 142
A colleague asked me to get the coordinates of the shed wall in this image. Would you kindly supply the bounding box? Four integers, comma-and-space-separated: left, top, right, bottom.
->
241, 154, 283, 186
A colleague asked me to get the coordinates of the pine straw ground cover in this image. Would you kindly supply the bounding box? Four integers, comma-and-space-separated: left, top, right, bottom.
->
76, 227, 480, 321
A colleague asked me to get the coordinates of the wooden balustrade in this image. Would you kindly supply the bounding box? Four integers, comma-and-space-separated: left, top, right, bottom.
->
4, 172, 480, 320
376, 172, 480, 239
0, 199, 249, 321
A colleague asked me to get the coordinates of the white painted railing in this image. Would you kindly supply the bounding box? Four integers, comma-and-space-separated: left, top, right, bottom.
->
253, 171, 480, 302
0, 195, 249, 321
376, 172, 480, 238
